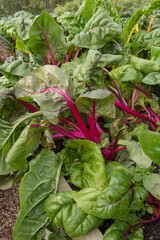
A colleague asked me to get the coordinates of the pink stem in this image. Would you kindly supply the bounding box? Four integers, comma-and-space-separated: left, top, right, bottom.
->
18, 100, 38, 112
43, 56, 49, 64
113, 147, 127, 153
115, 101, 157, 129
73, 47, 80, 60
66, 46, 75, 62
60, 118, 81, 131
35, 22, 56, 65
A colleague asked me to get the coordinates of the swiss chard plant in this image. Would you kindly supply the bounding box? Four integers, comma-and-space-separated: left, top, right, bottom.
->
1, 0, 160, 239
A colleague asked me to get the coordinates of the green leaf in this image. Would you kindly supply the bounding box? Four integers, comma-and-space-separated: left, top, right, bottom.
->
103, 216, 143, 240
130, 185, 148, 211
45, 191, 102, 238
14, 65, 72, 124
0, 60, 34, 80
72, 8, 122, 49
94, 169, 132, 219
29, 11, 68, 58
13, 149, 63, 240
6, 119, 43, 171
48, 225, 68, 240
151, 46, 160, 62
130, 55, 160, 75
62, 139, 106, 188
57, 12, 84, 40
138, 131, 160, 166
72, 187, 103, 216
119, 140, 152, 168
75, 89, 116, 119
12, 11, 35, 41
73, 49, 123, 91
143, 173, 160, 200
107, 0, 120, 24
142, 72, 160, 85
78, 0, 107, 23
0, 111, 42, 175
109, 64, 144, 84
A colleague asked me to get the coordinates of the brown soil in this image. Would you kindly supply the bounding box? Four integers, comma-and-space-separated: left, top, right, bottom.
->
0, 182, 20, 240
0, 182, 160, 240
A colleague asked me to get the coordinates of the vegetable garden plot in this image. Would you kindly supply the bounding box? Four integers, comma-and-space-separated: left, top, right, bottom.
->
1, 0, 160, 239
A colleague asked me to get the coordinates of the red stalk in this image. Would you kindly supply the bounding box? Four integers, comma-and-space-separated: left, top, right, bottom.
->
43, 56, 50, 64
18, 100, 38, 112
73, 47, 80, 60
35, 22, 56, 65
115, 101, 157, 129
66, 46, 75, 62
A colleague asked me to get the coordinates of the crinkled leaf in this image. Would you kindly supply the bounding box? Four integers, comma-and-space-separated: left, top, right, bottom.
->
13, 149, 63, 240
14, 65, 73, 124
151, 46, 160, 62
130, 55, 160, 75
78, 0, 107, 23
109, 64, 144, 83
0, 35, 12, 63
45, 191, 102, 238
72, 187, 103, 216
130, 185, 148, 211
138, 131, 160, 166
62, 139, 106, 188
0, 60, 34, 81
103, 217, 143, 240
57, 12, 84, 40
143, 173, 160, 200
48, 225, 68, 240
73, 49, 123, 91
142, 72, 160, 85
75, 89, 116, 119
119, 140, 152, 168
29, 11, 68, 58
107, 0, 120, 24
94, 169, 132, 219
12, 11, 35, 41
72, 8, 122, 49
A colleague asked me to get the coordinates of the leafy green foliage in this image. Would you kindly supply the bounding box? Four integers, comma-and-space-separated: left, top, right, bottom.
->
45, 191, 102, 238
62, 139, 106, 188
72, 8, 122, 49
13, 149, 63, 240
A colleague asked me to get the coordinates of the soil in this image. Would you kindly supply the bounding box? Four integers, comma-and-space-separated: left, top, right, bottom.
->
0, 182, 160, 240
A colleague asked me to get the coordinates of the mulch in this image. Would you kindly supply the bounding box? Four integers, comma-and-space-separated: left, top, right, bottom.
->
0, 181, 160, 240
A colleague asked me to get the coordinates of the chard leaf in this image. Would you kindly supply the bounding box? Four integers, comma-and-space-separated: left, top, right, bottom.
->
29, 11, 68, 59
130, 185, 148, 211
143, 173, 160, 200
12, 11, 35, 41
57, 12, 84, 39
122, 9, 146, 43
119, 140, 152, 168
75, 89, 116, 119
130, 55, 160, 75
63, 139, 106, 188
107, 0, 120, 24
14, 65, 72, 124
94, 169, 132, 219
0, 35, 12, 63
0, 60, 34, 81
122, 0, 160, 43
142, 72, 160, 85
103, 217, 143, 240
73, 49, 122, 91
45, 191, 102, 238
72, 8, 122, 49
151, 46, 160, 62
109, 64, 144, 83
72, 187, 103, 216
6, 120, 43, 171
13, 149, 63, 240
78, 0, 107, 23
0, 111, 42, 175
138, 131, 160, 166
